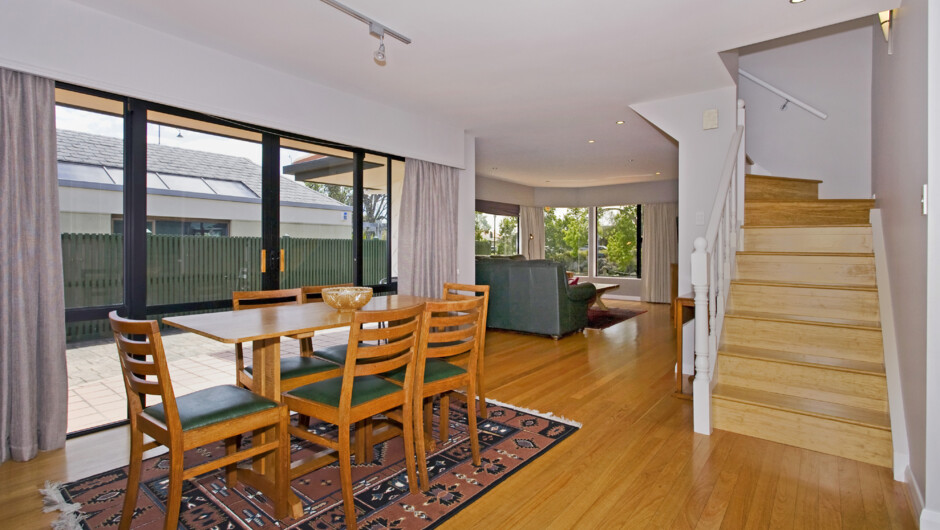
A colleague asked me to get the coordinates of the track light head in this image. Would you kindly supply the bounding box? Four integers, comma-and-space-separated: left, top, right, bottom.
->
374, 36, 386, 63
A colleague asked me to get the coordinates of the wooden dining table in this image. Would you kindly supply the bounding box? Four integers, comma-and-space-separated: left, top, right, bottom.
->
162, 294, 430, 518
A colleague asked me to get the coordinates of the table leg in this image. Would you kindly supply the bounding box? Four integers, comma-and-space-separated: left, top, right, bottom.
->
593, 297, 610, 310
674, 302, 683, 395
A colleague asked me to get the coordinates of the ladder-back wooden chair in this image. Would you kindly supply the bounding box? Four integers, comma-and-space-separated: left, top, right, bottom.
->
108, 311, 290, 530
280, 303, 424, 530
442, 283, 490, 418
232, 288, 341, 393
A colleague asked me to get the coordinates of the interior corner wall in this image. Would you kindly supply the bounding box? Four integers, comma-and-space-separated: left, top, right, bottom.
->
739, 19, 873, 199
0, 0, 465, 169
631, 86, 738, 295
871, 0, 929, 505
475, 176, 537, 206
457, 135, 476, 285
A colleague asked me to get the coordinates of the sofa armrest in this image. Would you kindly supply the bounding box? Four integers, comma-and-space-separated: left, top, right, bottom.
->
567, 282, 597, 301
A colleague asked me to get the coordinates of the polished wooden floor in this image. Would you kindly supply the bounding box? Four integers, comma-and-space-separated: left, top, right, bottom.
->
0, 301, 916, 528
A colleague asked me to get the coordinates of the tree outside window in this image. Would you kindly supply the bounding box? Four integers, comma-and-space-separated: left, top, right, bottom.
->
596, 205, 641, 278
544, 207, 589, 274
475, 212, 518, 255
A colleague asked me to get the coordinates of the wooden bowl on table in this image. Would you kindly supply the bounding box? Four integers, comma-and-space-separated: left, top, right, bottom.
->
320, 286, 373, 312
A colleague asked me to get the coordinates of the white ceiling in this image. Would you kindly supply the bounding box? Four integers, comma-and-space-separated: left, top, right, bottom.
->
74, 0, 893, 188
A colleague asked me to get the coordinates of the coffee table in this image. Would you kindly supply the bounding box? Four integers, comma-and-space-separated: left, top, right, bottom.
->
588, 283, 619, 309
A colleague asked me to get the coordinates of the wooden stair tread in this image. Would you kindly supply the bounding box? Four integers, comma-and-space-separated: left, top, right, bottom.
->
743, 224, 872, 229
712, 384, 891, 431
736, 251, 875, 257
718, 345, 885, 375
730, 279, 877, 292
745, 199, 876, 205
746, 174, 823, 184
725, 310, 881, 330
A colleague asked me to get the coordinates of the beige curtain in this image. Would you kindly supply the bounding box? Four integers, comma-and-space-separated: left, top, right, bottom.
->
0, 68, 67, 462
640, 202, 678, 303
519, 206, 545, 260
397, 158, 459, 298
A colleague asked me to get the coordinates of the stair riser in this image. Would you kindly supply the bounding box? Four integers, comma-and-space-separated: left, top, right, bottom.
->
745, 202, 873, 226
735, 255, 875, 286
717, 355, 887, 411
729, 284, 879, 322
713, 398, 892, 468
742, 227, 873, 253
745, 176, 819, 201
723, 317, 884, 363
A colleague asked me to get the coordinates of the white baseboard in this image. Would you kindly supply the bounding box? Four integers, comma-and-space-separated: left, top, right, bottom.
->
603, 294, 641, 301
906, 466, 926, 525
922, 508, 940, 530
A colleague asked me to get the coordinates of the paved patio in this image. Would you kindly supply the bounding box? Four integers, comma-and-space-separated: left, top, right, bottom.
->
67, 327, 350, 433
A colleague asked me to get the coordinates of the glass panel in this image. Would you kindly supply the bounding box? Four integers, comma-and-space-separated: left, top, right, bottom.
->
205, 178, 257, 198
55, 100, 127, 433
596, 205, 640, 278
544, 207, 589, 274
278, 138, 355, 288
158, 173, 215, 194
362, 154, 390, 286
146, 113, 263, 309
474, 212, 518, 256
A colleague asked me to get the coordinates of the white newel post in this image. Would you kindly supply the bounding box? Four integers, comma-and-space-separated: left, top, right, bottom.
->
691, 237, 712, 434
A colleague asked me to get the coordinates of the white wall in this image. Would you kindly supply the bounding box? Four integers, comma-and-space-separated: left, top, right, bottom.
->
925, 1, 940, 526
740, 19, 874, 199
534, 180, 678, 208
475, 177, 536, 206
871, 0, 929, 514
457, 135, 477, 285
0, 0, 465, 170
738, 17, 872, 199
632, 87, 738, 294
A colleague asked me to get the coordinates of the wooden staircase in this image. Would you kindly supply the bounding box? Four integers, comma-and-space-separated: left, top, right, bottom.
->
711, 174, 892, 468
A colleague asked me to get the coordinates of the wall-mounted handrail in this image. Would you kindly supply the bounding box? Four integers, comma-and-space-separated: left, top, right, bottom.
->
738, 68, 828, 120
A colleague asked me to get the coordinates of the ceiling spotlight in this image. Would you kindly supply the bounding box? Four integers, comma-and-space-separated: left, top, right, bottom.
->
616, 120, 624, 125
655, 172, 661, 175
789, 0, 805, 3
374, 35, 386, 63
588, 140, 596, 144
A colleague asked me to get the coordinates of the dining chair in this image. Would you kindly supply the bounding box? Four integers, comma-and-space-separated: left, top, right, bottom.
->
280, 302, 425, 530
300, 283, 353, 303
232, 288, 341, 393
108, 311, 290, 530
442, 283, 490, 419
389, 296, 486, 490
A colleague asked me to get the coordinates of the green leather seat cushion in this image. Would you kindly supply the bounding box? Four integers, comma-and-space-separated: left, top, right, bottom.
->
314, 344, 349, 365
286, 375, 402, 408
245, 356, 339, 379
386, 358, 466, 384
143, 384, 277, 431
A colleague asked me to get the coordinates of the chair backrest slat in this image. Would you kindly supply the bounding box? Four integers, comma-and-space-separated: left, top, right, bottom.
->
418, 298, 485, 363
121, 355, 161, 376
301, 283, 353, 303
232, 288, 303, 310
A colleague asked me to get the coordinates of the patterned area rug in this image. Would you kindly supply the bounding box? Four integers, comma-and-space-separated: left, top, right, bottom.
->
586, 307, 646, 329
46, 400, 579, 529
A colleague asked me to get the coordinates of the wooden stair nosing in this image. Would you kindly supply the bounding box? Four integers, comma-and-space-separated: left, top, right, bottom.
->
745, 199, 876, 206
724, 310, 882, 331
742, 223, 872, 229
717, 345, 886, 376
736, 251, 875, 257
730, 279, 878, 292
745, 174, 823, 184
711, 384, 891, 431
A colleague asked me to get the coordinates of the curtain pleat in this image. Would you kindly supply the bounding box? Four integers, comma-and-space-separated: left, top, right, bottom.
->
518, 206, 545, 260
0, 68, 67, 463
640, 202, 678, 303
397, 158, 459, 298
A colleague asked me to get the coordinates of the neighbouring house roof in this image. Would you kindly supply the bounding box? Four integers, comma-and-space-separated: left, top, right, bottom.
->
56, 129, 351, 210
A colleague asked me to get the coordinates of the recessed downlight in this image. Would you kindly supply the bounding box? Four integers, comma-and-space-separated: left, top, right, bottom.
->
588, 140, 596, 143
789, 0, 805, 3
656, 172, 661, 175
616, 120, 624, 125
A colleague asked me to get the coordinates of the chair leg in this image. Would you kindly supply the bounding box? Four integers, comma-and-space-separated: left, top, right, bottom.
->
224, 437, 238, 488
163, 445, 185, 530
413, 397, 430, 491
422, 398, 436, 451
274, 407, 290, 520
477, 355, 487, 419
439, 394, 450, 443
119, 429, 144, 530
354, 420, 366, 464
401, 399, 419, 495
465, 385, 482, 467
338, 426, 358, 530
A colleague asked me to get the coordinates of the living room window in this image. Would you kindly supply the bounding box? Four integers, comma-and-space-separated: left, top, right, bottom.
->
475, 200, 519, 256
544, 207, 589, 275
596, 205, 642, 278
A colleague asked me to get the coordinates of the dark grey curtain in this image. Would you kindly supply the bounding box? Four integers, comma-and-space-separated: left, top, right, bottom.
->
0, 68, 67, 462
398, 158, 459, 298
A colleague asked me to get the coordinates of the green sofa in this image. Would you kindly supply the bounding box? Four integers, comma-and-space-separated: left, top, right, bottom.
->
475, 258, 596, 338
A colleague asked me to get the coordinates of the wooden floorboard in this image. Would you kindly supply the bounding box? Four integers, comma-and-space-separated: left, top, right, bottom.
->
0, 300, 916, 528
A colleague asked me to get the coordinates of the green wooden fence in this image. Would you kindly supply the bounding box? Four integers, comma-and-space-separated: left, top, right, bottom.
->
63, 233, 388, 343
